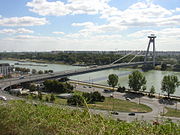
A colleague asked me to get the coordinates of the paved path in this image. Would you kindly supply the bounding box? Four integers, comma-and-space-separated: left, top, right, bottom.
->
71, 82, 180, 122
0, 79, 180, 122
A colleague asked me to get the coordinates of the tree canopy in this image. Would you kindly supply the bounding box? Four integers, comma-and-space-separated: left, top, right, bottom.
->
107, 74, 119, 89
43, 80, 73, 93
161, 75, 179, 97
128, 70, 146, 91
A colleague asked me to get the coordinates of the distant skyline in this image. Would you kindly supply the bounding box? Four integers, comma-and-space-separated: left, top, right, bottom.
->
0, 0, 180, 52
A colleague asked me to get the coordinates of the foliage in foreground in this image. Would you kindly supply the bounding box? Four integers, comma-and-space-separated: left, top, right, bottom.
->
0, 101, 179, 135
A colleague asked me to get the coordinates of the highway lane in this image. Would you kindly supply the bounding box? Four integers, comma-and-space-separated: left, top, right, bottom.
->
73, 84, 180, 122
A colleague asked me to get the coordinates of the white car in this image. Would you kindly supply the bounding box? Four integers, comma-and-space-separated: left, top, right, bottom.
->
125, 97, 131, 101
0, 96, 7, 101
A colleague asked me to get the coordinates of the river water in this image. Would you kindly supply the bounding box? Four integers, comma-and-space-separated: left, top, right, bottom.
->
1, 60, 180, 96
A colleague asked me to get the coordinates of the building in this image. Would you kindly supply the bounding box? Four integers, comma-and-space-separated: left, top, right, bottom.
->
0, 63, 11, 76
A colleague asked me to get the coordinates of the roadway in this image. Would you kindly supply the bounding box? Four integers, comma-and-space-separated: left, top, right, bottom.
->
72, 83, 180, 122
0, 61, 152, 88
0, 79, 180, 122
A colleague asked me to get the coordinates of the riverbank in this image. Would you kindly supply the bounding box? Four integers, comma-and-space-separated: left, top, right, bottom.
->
69, 79, 180, 101
4, 58, 69, 65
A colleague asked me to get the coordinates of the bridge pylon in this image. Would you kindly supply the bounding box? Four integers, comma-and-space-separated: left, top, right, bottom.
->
144, 34, 156, 67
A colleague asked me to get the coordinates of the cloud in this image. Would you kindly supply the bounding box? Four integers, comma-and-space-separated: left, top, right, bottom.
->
128, 28, 180, 39
27, 0, 110, 16
0, 16, 48, 26
52, 31, 65, 34
71, 22, 126, 37
100, 2, 180, 28
72, 22, 94, 27
175, 8, 180, 12
0, 28, 34, 35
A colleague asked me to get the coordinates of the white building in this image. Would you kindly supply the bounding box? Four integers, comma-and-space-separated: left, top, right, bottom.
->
0, 63, 11, 76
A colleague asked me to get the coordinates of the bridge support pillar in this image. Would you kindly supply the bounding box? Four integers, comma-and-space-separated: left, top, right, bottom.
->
144, 34, 156, 67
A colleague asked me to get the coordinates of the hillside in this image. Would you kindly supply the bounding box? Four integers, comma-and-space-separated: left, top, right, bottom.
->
0, 100, 179, 135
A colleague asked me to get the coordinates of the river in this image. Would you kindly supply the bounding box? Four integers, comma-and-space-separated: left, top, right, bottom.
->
1, 59, 180, 96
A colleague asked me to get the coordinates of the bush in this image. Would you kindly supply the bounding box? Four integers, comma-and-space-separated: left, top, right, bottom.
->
68, 92, 105, 106
43, 80, 74, 93
117, 86, 126, 93
38, 91, 42, 100
67, 95, 84, 106
82, 91, 105, 104
50, 94, 55, 102
91, 91, 105, 102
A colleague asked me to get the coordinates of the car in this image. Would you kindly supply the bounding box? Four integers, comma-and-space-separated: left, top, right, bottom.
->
19, 76, 25, 79
110, 94, 113, 98
111, 111, 119, 115
128, 112, 135, 116
89, 86, 92, 88
103, 89, 111, 93
0, 96, 7, 101
83, 86, 86, 88
125, 97, 131, 101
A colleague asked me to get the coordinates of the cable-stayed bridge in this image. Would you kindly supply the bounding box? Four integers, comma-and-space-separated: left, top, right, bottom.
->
0, 34, 158, 88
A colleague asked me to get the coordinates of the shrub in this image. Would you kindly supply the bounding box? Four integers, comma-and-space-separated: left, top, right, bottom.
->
82, 91, 105, 104
50, 94, 55, 102
117, 86, 126, 93
67, 95, 84, 106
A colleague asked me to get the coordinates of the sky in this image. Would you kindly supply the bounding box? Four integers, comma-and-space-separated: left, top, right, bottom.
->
0, 0, 180, 52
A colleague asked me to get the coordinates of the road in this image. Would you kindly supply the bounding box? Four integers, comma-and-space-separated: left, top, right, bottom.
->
72, 83, 180, 122
0, 77, 180, 122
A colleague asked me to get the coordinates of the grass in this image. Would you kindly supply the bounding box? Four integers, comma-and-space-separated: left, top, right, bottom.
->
88, 97, 152, 112
0, 100, 179, 135
21, 92, 152, 113
163, 107, 180, 118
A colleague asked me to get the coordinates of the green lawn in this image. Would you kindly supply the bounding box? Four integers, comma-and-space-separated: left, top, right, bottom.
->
88, 97, 152, 112
19, 91, 152, 113
0, 100, 179, 135
163, 107, 180, 118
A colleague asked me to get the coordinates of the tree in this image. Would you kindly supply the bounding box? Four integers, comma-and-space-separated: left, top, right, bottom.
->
67, 95, 84, 106
38, 91, 42, 100
38, 70, 43, 74
49, 70, 53, 73
82, 91, 105, 104
161, 75, 179, 97
43, 80, 73, 93
128, 70, 146, 91
117, 86, 126, 93
161, 63, 167, 71
44, 70, 49, 74
32, 69, 37, 74
29, 83, 37, 91
142, 85, 146, 91
50, 94, 55, 102
150, 85, 155, 95
107, 74, 118, 89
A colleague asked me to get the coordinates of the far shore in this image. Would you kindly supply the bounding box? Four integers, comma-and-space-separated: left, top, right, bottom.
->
1, 58, 76, 66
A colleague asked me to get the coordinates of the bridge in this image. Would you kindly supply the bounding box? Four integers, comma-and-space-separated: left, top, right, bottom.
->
0, 34, 157, 89
0, 61, 154, 89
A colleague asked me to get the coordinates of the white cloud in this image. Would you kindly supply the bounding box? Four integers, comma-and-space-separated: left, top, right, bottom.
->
0, 28, 34, 35
176, 8, 180, 12
72, 22, 126, 37
100, 2, 180, 28
72, 22, 94, 27
52, 31, 65, 34
27, 0, 110, 16
0, 16, 48, 26
128, 28, 180, 39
